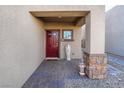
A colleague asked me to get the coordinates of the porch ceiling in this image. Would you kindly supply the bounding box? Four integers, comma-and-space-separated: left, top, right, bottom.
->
30, 11, 89, 26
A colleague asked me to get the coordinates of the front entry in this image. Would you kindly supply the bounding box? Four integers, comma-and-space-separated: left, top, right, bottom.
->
46, 30, 60, 58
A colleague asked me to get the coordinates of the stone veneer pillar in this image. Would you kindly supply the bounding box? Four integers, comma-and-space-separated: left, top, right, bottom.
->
83, 52, 107, 79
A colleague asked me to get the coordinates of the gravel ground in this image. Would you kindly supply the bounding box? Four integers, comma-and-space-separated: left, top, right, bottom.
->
22, 55, 124, 88
108, 54, 124, 72
64, 73, 124, 88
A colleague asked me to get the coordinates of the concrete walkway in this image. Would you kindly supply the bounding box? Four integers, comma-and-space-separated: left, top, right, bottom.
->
22, 55, 124, 88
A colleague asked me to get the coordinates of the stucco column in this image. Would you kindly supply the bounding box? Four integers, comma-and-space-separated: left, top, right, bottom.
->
83, 7, 107, 79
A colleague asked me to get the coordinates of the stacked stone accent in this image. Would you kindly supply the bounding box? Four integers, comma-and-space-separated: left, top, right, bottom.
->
83, 52, 107, 79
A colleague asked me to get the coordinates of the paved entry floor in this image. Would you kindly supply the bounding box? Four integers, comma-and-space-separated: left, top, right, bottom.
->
23, 55, 124, 88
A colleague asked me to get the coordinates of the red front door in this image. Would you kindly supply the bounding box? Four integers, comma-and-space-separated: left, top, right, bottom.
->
46, 30, 60, 58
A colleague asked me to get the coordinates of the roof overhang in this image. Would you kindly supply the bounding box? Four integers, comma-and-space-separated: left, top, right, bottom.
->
30, 11, 89, 26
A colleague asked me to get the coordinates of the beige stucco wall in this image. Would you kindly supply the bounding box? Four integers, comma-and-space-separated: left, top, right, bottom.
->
0, 6, 45, 87
90, 7, 105, 54
84, 6, 105, 54
44, 23, 82, 59
0, 5, 105, 87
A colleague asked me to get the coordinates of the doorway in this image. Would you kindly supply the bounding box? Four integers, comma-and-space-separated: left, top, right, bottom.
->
46, 29, 60, 59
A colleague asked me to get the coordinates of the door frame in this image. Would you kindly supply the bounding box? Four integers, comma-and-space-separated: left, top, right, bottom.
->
45, 29, 60, 58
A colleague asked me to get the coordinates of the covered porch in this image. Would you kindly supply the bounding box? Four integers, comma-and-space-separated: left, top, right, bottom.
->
30, 7, 106, 79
